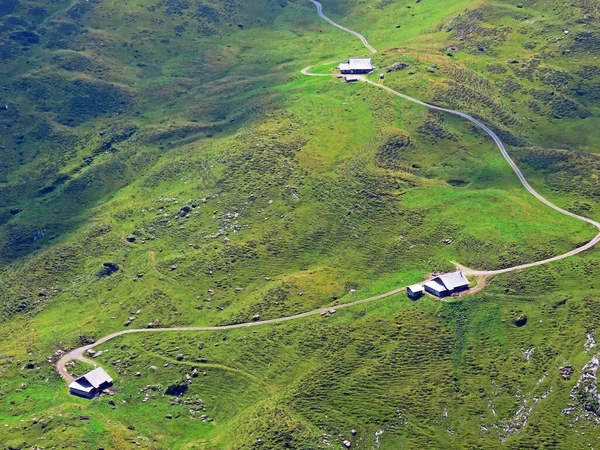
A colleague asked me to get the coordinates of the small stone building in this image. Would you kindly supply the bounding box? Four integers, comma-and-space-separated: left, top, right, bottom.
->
344, 75, 361, 82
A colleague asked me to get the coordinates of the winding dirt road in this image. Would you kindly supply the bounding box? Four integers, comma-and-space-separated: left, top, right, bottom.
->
56, 286, 408, 382
303, 0, 600, 277
55, 0, 600, 383
362, 79, 600, 276
308, 0, 377, 53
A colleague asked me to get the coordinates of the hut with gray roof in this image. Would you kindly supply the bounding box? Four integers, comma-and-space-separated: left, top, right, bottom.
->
339, 58, 374, 74
69, 367, 113, 398
423, 271, 470, 298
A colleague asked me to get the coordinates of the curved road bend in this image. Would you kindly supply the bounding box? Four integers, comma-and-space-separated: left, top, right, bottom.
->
55, 0, 600, 383
308, 0, 377, 53
56, 286, 408, 382
363, 79, 600, 276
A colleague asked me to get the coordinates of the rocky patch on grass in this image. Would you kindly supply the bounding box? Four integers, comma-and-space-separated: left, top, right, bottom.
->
563, 355, 600, 422
387, 62, 410, 73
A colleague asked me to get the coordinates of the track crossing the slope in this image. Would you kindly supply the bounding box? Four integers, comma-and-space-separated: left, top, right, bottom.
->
363, 80, 600, 276
56, 285, 409, 382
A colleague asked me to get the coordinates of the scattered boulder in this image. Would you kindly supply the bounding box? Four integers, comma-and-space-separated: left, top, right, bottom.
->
98, 262, 119, 277
521, 348, 534, 361
514, 314, 528, 327
177, 206, 190, 217
560, 366, 574, 380
387, 62, 410, 73
585, 333, 597, 351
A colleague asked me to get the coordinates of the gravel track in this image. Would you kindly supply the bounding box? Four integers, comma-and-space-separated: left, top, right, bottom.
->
56, 286, 407, 382
308, 0, 376, 53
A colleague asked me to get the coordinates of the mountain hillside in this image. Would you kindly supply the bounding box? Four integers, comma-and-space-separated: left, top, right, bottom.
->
1, 0, 600, 448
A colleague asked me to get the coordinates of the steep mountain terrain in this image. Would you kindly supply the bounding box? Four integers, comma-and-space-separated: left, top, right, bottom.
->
1, 0, 600, 448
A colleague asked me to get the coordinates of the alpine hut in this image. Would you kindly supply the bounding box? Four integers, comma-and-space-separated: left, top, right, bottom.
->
339, 58, 374, 74
423, 271, 469, 298
407, 284, 424, 300
69, 367, 113, 398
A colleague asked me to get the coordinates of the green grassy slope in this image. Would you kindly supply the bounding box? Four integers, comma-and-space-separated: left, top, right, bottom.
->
0, 0, 600, 448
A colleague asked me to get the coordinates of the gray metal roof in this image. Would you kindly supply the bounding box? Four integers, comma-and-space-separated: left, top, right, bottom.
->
348, 58, 373, 70
69, 379, 94, 393
438, 271, 469, 290
407, 284, 423, 292
77, 367, 113, 389
424, 280, 447, 292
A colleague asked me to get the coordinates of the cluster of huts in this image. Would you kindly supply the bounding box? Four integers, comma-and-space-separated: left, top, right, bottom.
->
407, 271, 470, 299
